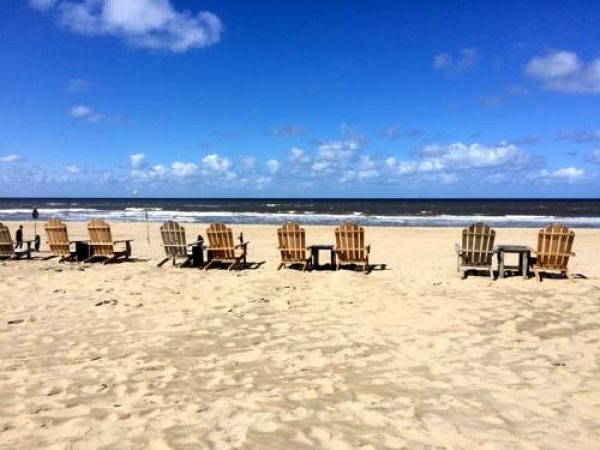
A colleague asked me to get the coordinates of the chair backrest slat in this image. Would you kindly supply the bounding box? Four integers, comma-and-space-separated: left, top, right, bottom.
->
461, 222, 495, 266
0, 222, 13, 257
44, 218, 71, 257
160, 220, 187, 258
537, 223, 574, 270
277, 222, 306, 263
87, 218, 115, 257
207, 223, 235, 259
335, 221, 367, 262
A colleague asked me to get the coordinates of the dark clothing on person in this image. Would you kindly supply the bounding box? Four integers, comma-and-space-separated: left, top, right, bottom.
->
15, 228, 23, 249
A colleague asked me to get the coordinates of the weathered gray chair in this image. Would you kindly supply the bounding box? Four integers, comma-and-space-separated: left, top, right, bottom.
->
158, 220, 200, 268
455, 222, 496, 279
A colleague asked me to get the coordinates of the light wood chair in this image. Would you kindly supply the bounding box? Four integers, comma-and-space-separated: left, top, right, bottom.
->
455, 222, 496, 279
0, 223, 31, 259
85, 218, 133, 264
532, 223, 575, 282
44, 218, 76, 262
277, 222, 310, 270
204, 223, 248, 271
158, 220, 200, 268
334, 221, 370, 272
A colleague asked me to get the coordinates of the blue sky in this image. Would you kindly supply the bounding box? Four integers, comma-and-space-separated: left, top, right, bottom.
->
1, 0, 599, 197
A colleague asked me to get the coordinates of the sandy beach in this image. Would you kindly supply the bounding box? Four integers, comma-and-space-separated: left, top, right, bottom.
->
1, 221, 600, 449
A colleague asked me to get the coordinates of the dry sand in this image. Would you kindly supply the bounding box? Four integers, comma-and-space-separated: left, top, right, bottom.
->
1, 221, 600, 449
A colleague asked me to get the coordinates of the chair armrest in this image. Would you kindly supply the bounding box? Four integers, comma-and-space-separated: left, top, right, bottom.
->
366, 244, 371, 254
114, 239, 134, 244
186, 240, 204, 247
235, 241, 249, 249
454, 243, 462, 254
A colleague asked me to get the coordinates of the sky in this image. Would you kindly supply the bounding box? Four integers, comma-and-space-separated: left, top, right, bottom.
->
1, 0, 599, 198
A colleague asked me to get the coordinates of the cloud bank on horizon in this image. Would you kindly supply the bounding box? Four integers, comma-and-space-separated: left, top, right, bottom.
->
1, 1, 599, 196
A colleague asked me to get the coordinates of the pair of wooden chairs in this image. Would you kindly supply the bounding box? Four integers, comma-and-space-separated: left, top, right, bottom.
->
0, 222, 31, 259
277, 221, 370, 272
44, 218, 132, 264
456, 222, 576, 281
159, 221, 248, 271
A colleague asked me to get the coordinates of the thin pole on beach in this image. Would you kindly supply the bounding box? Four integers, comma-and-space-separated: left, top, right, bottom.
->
133, 190, 150, 245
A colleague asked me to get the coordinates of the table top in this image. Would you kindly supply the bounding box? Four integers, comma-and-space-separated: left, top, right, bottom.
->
494, 245, 533, 253
309, 244, 334, 250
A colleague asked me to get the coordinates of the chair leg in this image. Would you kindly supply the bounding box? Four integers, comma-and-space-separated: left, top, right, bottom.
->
566, 270, 574, 283
204, 259, 216, 271
277, 262, 284, 270
460, 270, 467, 280
157, 257, 170, 268
533, 268, 542, 282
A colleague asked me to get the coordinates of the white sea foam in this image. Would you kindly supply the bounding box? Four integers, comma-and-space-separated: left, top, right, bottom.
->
1, 207, 600, 227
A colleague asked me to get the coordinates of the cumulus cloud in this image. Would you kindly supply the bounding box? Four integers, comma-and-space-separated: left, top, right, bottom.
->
65, 164, 80, 174
525, 50, 600, 94
266, 159, 280, 174
433, 48, 479, 74
202, 154, 231, 172
0, 154, 19, 163
289, 147, 310, 165
533, 167, 589, 184
68, 104, 106, 123
31, 0, 222, 53
130, 153, 147, 169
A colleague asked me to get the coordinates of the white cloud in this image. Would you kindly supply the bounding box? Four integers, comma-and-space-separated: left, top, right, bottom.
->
202, 153, 231, 172
0, 154, 19, 163
32, 0, 222, 53
171, 161, 198, 178
592, 149, 600, 163
525, 50, 600, 94
557, 129, 600, 143
242, 156, 257, 170
130, 153, 147, 169
266, 159, 280, 174
68, 104, 105, 123
289, 147, 310, 164
65, 164, 80, 174
433, 48, 478, 74
533, 166, 589, 184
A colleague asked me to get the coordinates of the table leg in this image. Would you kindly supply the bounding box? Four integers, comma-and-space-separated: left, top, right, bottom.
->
330, 249, 336, 270
522, 252, 529, 279
312, 249, 319, 269
498, 252, 505, 279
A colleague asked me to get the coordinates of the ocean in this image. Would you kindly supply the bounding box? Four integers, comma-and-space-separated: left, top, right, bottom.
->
1, 198, 599, 228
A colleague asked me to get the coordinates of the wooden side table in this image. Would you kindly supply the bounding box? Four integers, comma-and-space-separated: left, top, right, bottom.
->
494, 245, 532, 279
309, 244, 336, 270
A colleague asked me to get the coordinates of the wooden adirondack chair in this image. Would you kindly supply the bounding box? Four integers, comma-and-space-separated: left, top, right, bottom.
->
85, 219, 133, 264
0, 223, 31, 259
532, 223, 575, 281
204, 223, 248, 271
44, 218, 76, 262
334, 221, 370, 272
455, 222, 496, 279
277, 222, 310, 270
158, 220, 199, 268
0, 223, 15, 259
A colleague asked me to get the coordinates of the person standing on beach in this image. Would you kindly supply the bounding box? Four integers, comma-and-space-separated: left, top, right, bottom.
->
15, 225, 24, 249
